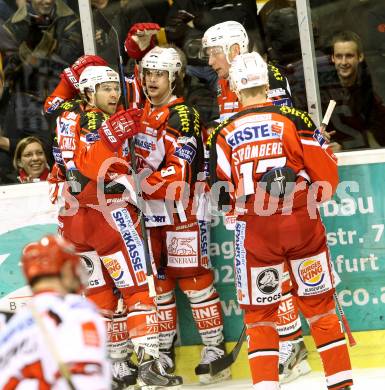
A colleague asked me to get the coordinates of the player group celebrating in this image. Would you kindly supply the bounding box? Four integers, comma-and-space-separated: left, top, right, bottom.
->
0, 20, 352, 390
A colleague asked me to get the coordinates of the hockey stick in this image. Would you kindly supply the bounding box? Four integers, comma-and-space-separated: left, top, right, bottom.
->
96, 10, 156, 297
30, 304, 77, 390
320, 99, 336, 131
334, 292, 356, 347
321, 100, 356, 347
209, 324, 246, 376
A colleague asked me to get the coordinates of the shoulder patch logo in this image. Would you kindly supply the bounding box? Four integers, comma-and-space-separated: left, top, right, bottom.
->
313, 128, 327, 146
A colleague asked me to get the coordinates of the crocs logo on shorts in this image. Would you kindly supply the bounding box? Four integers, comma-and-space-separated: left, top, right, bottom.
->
298, 259, 325, 287
80, 255, 94, 276
257, 268, 279, 294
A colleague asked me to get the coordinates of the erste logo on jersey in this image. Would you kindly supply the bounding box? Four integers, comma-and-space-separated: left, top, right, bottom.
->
226, 118, 279, 148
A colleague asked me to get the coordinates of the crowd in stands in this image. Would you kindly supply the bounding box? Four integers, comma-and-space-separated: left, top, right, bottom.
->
0, 0, 384, 185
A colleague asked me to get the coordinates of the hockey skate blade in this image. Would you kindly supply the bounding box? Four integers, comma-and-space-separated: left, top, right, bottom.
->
279, 359, 311, 384
198, 367, 231, 385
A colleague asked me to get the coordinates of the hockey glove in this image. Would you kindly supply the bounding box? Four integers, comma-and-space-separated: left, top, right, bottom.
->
99, 109, 143, 152
124, 23, 160, 60
61, 55, 108, 92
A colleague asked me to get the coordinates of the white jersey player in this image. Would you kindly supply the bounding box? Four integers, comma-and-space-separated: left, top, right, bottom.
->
0, 235, 110, 389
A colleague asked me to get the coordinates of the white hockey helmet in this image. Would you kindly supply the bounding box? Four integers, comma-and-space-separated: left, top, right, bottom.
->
202, 21, 249, 63
140, 46, 183, 85
229, 52, 268, 94
79, 66, 120, 94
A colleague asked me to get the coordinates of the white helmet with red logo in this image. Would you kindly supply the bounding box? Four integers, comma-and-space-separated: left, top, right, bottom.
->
79, 66, 120, 94
202, 21, 249, 63
229, 52, 268, 95
140, 46, 183, 85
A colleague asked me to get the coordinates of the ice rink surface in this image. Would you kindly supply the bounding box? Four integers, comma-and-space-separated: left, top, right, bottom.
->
184, 368, 385, 389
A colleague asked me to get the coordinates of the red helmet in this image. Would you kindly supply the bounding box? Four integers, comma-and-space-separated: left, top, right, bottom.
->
21, 235, 80, 283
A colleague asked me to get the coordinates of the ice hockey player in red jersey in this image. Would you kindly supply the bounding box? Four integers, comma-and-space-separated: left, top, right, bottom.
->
208, 51, 353, 390
202, 20, 312, 383
75, 44, 231, 384
46, 63, 183, 390
0, 234, 110, 389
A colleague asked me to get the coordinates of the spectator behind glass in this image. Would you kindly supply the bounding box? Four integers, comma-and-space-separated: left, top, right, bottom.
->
0, 0, 82, 66
0, 66, 16, 184
162, 1, 264, 125
0, 0, 79, 172
91, 0, 151, 67
13, 136, 49, 183
319, 30, 385, 152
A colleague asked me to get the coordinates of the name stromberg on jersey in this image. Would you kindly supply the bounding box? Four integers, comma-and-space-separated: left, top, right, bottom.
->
226, 115, 283, 148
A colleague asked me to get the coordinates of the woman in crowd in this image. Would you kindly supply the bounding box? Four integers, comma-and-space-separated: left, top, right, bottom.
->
13, 136, 49, 183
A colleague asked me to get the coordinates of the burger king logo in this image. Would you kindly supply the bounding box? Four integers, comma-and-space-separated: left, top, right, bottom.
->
298, 259, 324, 287
103, 257, 124, 281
